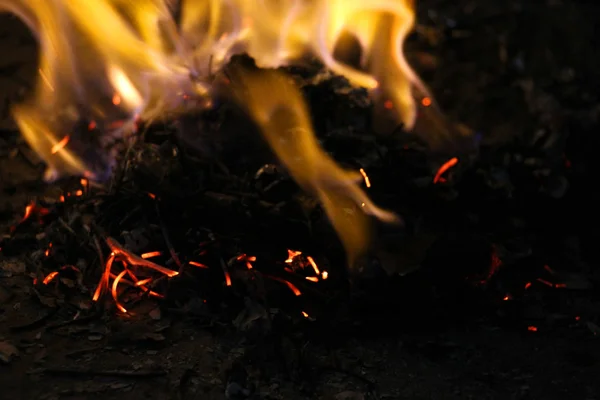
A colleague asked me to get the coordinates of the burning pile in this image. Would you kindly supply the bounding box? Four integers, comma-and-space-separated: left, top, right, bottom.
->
0, 0, 592, 338
0, 0, 467, 261
0, 0, 452, 313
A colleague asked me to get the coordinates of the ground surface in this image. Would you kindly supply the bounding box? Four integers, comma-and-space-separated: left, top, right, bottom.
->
1, 2, 600, 400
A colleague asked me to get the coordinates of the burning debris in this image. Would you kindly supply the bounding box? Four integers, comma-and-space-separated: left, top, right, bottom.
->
0, 0, 593, 334
0, 0, 598, 398
0, 0, 467, 318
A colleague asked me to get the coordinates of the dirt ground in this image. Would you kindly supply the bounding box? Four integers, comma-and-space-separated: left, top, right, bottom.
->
1, 2, 600, 400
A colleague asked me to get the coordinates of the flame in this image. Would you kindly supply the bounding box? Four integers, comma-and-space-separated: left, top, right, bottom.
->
1, 0, 467, 264
230, 69, 398, 263
1, 0, 432, 177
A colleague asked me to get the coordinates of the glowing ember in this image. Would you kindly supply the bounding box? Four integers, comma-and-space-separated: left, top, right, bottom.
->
44, 242, 52, 257
433, 157, 459, 184
285, 250, 303, 263
42, 271, 59, 285
359, 168, 371, 188
50, 135, 70, 154
106, 238, 178, 277
267, 275, 302, 296
89, 238, 182, 312
236, 254, 257, 270
189, 261, 209, 269
93, 253, 115, 302
306, 256, 320, 275
111, 269, 129, 313
141, 251, 162, 259
21, 202, 35, 223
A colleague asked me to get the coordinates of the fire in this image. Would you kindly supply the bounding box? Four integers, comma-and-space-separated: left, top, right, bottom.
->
231, 69, 398, 263
1, 0, 467, 265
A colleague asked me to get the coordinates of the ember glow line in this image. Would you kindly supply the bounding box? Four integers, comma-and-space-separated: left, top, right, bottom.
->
93, 253, 115, 301
267, 275, 302, 296
286, 250, 302, 263
42, 271, 59, 285
106, 238, 178, 278
306, 256, 320, 275
433, 157, 459, 184
111, 269, 129, 313
141, 251, 162, 259
189, 261, 209, 269
359, 168, 371, 188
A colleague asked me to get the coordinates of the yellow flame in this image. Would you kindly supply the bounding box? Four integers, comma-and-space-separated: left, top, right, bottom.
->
0, 0, 463, 263
230, 68, 398, 264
